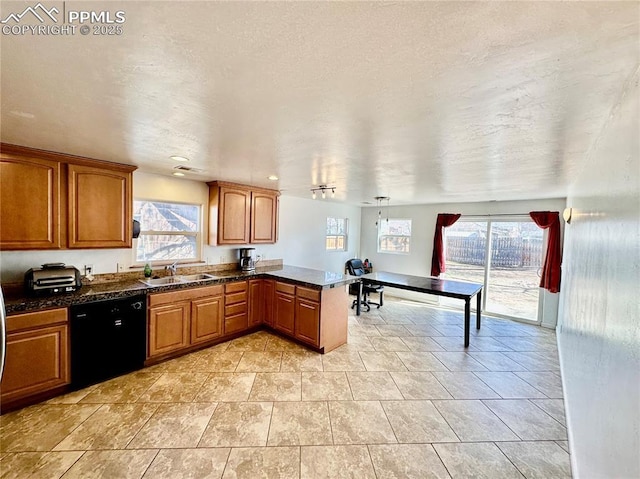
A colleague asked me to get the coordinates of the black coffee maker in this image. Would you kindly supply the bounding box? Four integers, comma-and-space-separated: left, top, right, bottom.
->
239, 248, 256, 272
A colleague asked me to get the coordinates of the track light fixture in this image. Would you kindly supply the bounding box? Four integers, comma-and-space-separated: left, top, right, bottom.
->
310, 185, 336, 200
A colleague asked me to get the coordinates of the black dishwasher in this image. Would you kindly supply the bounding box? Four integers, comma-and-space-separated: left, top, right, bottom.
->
70, 294, 147, 389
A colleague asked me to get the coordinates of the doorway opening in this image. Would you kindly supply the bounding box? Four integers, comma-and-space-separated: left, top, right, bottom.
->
442, 216, 544, 323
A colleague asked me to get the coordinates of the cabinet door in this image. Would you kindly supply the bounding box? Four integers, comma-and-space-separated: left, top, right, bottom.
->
250, 191, 278, 243
0, 324, 69, 404
274, 292, 295, 335
0, 155, 62, 249
295, 298, 321, 347
224, 313, 248, 335
148, 302, 190, 357
191, 296, 224, 345
248, 279, 263, 326
263, 280, 275, 326
218, 185, 251, 244
68, 164, 132, 248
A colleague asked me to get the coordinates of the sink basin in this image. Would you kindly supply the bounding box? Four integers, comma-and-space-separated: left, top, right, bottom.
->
140, 277, 185, 286
179, 273, 218, 281
140, 273, 218, 287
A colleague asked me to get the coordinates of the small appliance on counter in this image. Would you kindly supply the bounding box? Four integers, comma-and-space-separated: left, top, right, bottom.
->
24, 263, 82, 296
239, 247, 256, 272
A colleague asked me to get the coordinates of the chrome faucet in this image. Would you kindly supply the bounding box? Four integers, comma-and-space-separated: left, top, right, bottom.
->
165, 262, 178, 276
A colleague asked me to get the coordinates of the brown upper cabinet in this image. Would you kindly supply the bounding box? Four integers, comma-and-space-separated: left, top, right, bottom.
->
208, 181, 279, 245
0, 144, 136, 250
0, 154, 62, 249
68, 164, 132, 248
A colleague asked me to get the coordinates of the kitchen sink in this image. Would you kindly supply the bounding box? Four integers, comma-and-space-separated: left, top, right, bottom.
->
140, 273, 218, 287
179, 273, 218, 281
140, 276, 185, 286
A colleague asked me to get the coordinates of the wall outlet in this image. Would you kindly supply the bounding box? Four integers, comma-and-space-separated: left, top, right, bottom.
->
117, 263, 125, 272
220, 255, 225, 264
84, 264, 94, 276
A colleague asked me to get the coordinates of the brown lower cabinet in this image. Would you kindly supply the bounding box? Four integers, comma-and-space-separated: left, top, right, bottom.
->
295, 296, 320, 347
148, 301, 191, 357
263, 280, 275, 326
274, 282, 296, 335
248, 279, 262, 327
148, 285, 224, 359
0, 308, 69, 406
147, 278, 347, 361
191, 296, 224, 345
273, 282, 346, 352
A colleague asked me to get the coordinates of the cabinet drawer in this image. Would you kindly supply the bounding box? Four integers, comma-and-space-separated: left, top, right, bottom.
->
275, 282, 296, 295
149, 285, 223, 307
225, 291, 247, 305
225, 302, 247, 317
296, 287, 320, 302
225, 281, 247, 294
7, 308, 68, 333
225, 313, 248, 335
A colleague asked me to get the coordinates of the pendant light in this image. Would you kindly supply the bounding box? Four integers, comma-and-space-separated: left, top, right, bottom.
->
374, 196, 390, 228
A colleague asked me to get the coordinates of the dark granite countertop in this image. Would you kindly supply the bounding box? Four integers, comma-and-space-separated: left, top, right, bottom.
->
4, 265, 357, 315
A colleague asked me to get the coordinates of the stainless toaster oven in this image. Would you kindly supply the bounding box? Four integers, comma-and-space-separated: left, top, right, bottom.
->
24, 263, 82, 296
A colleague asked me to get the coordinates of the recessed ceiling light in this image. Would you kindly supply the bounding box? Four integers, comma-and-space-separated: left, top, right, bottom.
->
268, 175, 279, 181
172, 172, 185, 177
170, 155, 190, 162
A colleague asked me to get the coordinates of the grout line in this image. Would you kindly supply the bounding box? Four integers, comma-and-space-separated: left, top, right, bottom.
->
494, 441, 529, 478
219, 446, 232, 478
365, 444, 380, 479
138, 448, 161, 479
479, 399, 525, 441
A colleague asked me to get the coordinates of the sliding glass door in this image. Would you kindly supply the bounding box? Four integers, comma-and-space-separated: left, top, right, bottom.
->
442, 216, 544, 323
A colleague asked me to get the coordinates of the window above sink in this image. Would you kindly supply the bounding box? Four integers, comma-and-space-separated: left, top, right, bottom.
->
133, 200, 202, 265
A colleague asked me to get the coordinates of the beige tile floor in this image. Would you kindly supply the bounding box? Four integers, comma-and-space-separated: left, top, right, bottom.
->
0, 297, 572, 478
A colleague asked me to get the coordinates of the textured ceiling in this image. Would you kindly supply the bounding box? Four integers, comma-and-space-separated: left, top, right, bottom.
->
1, 1, 638, 205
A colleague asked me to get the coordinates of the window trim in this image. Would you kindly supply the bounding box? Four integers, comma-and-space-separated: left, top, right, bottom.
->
326, 217, 348, 252
132, 199, 203, 265
377, 218, 412, 255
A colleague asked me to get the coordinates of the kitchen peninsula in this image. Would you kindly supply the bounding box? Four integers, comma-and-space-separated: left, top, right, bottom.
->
1, 265, 357, 411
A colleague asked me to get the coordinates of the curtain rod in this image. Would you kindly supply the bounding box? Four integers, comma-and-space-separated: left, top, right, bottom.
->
459, 213, 531, 217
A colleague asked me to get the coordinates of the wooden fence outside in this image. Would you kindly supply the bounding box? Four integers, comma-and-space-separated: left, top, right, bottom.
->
446, 236, 543, 268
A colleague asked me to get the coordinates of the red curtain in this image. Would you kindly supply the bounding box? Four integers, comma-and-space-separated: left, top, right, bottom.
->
430, 213, 461, 277
530, 211, 562, 293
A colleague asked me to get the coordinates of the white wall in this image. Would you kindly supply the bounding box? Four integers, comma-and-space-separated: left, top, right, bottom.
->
265, 196, 361, 273
359, 198, 566, 325
0, 172, 361, 282
557, 71, 639, 477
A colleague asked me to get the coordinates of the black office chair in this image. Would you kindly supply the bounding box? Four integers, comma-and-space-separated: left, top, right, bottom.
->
345, 258, 384, 312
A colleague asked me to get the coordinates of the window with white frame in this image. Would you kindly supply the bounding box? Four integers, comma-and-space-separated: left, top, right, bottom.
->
378, 218, 412, 254
133, 200, 201, 263
326, 217, 348, 251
